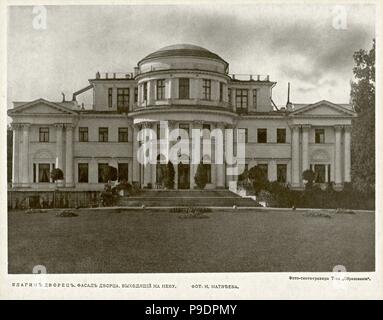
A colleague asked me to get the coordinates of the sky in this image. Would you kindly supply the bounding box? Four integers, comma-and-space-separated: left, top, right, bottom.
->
7, 3, 375, 109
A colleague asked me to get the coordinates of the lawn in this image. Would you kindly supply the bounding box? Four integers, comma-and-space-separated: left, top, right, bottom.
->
8, 208, 375, 273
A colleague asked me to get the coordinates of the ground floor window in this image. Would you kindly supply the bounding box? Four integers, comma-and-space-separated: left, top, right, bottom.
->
314, 164, 326, 183
277, 164, 287, 183
206, 164, 211, 183
118, 163, 129, 181
78, 163, 89, 183
98, 163, 109, 183
38, 163, 50, 183
258, 163, 268, 179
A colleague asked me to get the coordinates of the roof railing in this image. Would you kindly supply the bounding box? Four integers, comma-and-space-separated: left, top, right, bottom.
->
95, 72, 135, 80
229, 74, 270, 82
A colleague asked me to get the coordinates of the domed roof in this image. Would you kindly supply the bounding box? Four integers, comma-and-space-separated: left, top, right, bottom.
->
139, 43, 228, 66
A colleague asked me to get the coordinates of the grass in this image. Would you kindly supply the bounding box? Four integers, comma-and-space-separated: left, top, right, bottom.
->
8, 208, 375, 273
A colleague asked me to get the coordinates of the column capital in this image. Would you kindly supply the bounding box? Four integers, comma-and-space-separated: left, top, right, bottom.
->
193, 120, 204, 125
54, 123, 65, 129
344, 125, 352, 133
20, 123, 31, 129
141, 121, 153, 129
334, 125, 343, 132
10, 123, 22, 130
301, 124, 311, 130
64, 123, 75, 130
215, 122, 226, 129
290, 124, 300, 131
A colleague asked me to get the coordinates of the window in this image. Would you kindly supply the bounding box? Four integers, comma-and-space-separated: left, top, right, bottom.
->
253, 89, 257, 109
258, 164, 268, 179
143, 82, 148, 101
179, 78, 190, 99
315, 129, 325, 144
277, 164, 287, 183
314, 164, 326, 183
33, 164, 36, 183
98, 163, 109, 183
156, 79, 165, 100
179, 123, 190, 138
78, 163, 89, 183
257, 128, 267, 143
118, 163, 129, 181
203, 123, 211, 131
79, 127, 88, 142
108, 88, 113, 108
277, 128, 286, 143
117, 88, 129, 111
134, 87, 138, 103
118, 127, 129, 142
236, 89, 248, 111
39, 127, 49, 142
99, 127, 108, 142
327, 164, 331, 182
219, 82, 224, 102
228, 88, 232, 104
38, 164, 50, 183
202, 79, 211, 100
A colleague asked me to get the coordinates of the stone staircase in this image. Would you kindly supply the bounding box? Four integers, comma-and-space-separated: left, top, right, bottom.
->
116, 189, 260, 207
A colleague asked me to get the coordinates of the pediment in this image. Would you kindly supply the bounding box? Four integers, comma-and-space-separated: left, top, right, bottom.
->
291, 100, 355, 117
8, 99, 78, 116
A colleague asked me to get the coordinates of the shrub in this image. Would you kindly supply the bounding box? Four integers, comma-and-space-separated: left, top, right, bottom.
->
164, 161, 175, 189
302, 169, 315, 188
102, 165, 118, 182
248, 165, 269, 195
195, 163, 208, 189
50, 168, 64, 182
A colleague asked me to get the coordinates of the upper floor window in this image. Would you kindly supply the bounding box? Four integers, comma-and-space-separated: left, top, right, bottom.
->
236, 89, 248, 111
202, 79, 211, 100
179, 78, 190, 99
79, 127, 88, 142
257, 128, 267, 143
228, 88, 232, 104
143, 82, 148, 101
156, 79, 165, 100
134, 87, 138, 103
118, 127, 129, 142
253, 89, 258, 109
258, 163, 268, 178
108, 88, 113, 108
39, 127, 49, 142
315, 129, 325, 144
117, 88, 129, 110
219, 82, 224, 102
99, 127, 108, 142
277, 128, 286, 143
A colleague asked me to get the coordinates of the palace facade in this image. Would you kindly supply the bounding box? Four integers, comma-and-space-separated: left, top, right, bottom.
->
8, 44, 356, 191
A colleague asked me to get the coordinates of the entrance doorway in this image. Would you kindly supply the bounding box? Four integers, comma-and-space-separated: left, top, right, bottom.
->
178, 163, 190, 189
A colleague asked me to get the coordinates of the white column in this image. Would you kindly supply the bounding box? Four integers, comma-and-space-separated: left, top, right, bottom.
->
143, 122, 152, 187
11, 124, 20, 187
216, 123, 225, 188
344, 126, 351, 183
65, 124, 74, 187
147, 80, 155, 106
21, 124, 30, 187
55, 124, 64, 170
301, 125, 310, 172
334, 125, 343, 185
132, 125, 140, 184
231, 88, 236, 111
291, 125, 300, 187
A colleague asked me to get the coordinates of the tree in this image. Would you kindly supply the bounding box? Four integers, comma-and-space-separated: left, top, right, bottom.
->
248, 165, 268, 195
7, 126, 12, 183
163, 161, 175, 189
302, 169, 315, 189
102, 165, 117, 182
350, 39, 375, 194
50, 168, 64, 182
195, 163, 208, 189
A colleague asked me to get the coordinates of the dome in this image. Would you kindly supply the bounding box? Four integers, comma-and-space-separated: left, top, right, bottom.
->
138, 43, 228, 67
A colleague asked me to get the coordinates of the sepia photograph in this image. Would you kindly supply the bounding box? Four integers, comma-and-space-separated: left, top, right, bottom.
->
0, 0, 381, 300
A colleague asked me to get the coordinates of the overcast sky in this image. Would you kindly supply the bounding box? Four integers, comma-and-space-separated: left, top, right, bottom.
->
7, 4, 375, 109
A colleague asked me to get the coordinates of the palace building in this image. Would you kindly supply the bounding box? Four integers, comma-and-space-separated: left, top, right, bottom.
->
8, 44, 356, 191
